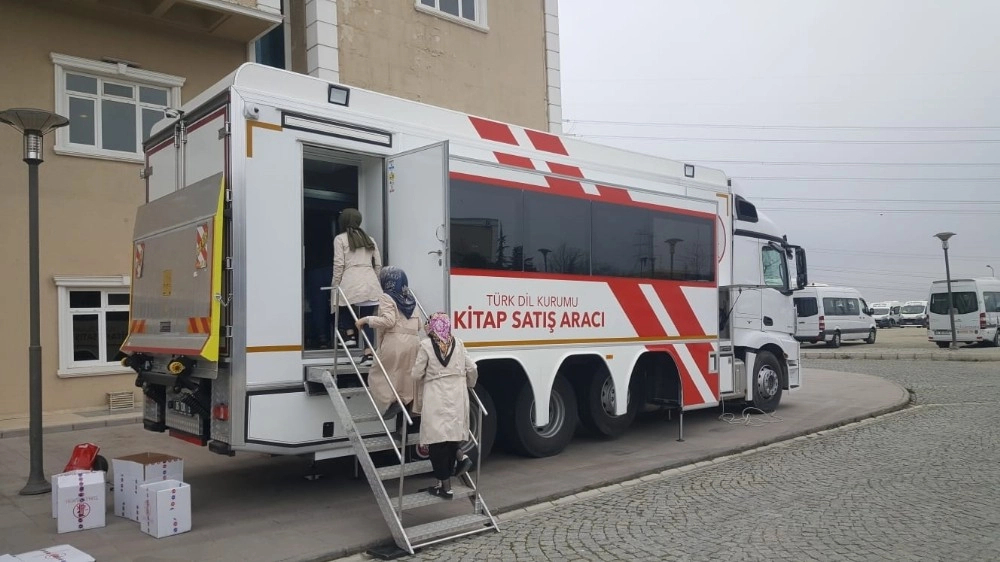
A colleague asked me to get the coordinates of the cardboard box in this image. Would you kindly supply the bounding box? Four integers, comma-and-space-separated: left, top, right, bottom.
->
14, 544, 95, 561
51, 470, 86, 518
54, 471, 106, 534
112, 453, 183, 521
140, 480, 191, 538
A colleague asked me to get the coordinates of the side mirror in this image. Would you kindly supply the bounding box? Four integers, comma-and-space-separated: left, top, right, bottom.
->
792, 246, 808, 289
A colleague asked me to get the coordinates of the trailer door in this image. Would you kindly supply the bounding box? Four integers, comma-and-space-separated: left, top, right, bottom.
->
385, 142, 449, 314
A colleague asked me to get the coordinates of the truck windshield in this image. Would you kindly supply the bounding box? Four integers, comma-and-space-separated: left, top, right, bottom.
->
872, 308, 889, 315
901, 305, 924, 314
929, 292, 978, 315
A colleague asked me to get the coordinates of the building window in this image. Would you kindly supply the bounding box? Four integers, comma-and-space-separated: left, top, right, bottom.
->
55, 275, 133, 378
51, 53, 185, 162
416, 0, 488, 29
253, 0, 287, 69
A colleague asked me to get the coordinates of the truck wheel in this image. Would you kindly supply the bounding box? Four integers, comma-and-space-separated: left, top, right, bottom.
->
866, 329, 877, 344
827, 331, 841, 348
508, 374, 577, 458
936, 342, 950, 349
993, 330, 1000, 348
750, 351, 782, 412
578, 366, 638, 439
459, 384, 497, 462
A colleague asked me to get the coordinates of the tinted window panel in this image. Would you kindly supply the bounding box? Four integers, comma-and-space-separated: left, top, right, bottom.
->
524, 191, 590, 274
794, 297, 818, 317
846, 299, 860, 315
70, 291, 101, 309
651, 212, 715, 281
591, 202, 651, 278
822, 297, 848, 316
929, 292, 978, 315
450, 179, 523, 271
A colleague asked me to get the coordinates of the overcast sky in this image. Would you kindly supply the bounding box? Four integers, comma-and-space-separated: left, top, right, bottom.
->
558, 0, 1000, 302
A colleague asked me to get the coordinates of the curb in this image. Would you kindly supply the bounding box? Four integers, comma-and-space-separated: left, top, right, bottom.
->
803, 351, 1000, 362
0, 414, 141, 439
317, 380, 913, 562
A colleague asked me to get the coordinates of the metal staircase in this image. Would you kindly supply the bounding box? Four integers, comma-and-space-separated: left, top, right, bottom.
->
308, 286, 498, 556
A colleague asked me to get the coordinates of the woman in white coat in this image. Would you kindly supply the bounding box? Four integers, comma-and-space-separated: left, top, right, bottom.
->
412, 313, 476, 498
355, 266, 421, 420
331, 208, 382, 365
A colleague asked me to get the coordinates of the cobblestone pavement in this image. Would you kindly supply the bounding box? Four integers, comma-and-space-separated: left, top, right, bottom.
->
410, 360, 1000, 561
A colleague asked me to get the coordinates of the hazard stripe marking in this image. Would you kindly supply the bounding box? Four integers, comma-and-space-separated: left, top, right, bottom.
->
652, 284, 706, 337
606, 280, 665, 338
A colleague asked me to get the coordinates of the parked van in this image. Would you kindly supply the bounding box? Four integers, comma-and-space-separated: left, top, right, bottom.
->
871, 301, 902, 328
794, 284, 877, 347
927, 278, 1000, 347
899, 300, 928, 327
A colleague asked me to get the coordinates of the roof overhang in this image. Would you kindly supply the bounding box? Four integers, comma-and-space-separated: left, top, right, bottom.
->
71, 0, 283, 42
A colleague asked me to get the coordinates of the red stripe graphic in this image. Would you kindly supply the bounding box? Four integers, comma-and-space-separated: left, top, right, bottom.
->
494, 152, 535, 169
685, 342, 719, 398
595, 185, 632, 205
543, 176, 587, 197
525, 129, 569, 155
546, 162, 584, 178
469, 117, 518, 146
606, 280, 666, 338
646, 344, 703, 406
652, 284, 706, 337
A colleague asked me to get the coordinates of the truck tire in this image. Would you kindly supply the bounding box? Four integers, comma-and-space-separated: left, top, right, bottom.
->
827, 331, 841, 348
578, 366, 638, 439
866, 329, 877, 344
936, 341, 950, 349
507, 374, 577, 458
459, 384, 497, 462
750, 351, 782, 412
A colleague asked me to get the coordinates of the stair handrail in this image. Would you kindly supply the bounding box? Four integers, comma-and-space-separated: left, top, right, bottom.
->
324, 284, 414, 428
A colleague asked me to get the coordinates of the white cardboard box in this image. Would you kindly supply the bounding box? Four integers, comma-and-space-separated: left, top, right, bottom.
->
54, 471, 106, 534
140, 480, 191, 538
14, 544, 95, 561
112, 453, 183, 521
51, 470, 87, 518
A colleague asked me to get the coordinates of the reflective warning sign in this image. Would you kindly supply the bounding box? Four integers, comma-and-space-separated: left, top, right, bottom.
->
134, 242, 145, 279
195, 223, 209, 270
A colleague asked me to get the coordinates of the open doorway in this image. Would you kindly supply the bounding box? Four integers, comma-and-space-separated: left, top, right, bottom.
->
303, 147, 359, 351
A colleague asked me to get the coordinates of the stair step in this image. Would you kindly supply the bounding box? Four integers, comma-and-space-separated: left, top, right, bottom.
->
362, 433, 419, 453
406, 513, 493, 545
340, 387, 368, 399
395, 485, 475, 511
354, 412, 384, 423
377, 460, 432, 480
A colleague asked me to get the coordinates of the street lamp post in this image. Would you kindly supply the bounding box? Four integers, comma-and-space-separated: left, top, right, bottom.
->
665, 238, 683, 280
988, 264, 995, 278
933, 232, 958, 351
538, 248, 551, 273
0, 108, 70, 495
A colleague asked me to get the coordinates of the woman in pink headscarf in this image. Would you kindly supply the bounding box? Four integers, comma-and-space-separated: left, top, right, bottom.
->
411, 312, 477, 498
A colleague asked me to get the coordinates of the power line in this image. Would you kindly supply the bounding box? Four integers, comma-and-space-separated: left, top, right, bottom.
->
808, 247, 997, 260
685, 159, 1000, 167
810, 266, 941, 280
574, 133, 1000, 144
760, 207, 995, 214
565, 118, 1000, 132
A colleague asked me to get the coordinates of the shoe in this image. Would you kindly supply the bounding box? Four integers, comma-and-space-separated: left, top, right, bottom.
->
382, 402, 403, 421
427, 485, 453, 500
360, 354, 374, 367
454, 455, 473, 478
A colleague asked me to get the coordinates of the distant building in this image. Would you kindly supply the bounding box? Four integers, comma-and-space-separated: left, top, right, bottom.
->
0, 0, 560, 417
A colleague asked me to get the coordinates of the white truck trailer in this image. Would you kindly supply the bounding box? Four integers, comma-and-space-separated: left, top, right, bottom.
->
118, 63, 808, 550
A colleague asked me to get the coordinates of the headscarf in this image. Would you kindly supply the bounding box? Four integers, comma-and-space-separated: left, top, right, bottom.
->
338, 208, 375, 252
427, 312, 453, 359
379, 266, 416, 319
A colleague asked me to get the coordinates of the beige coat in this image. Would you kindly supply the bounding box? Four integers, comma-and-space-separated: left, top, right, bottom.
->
412, 337, 478, 445
363, 294, 421, 415
331, 232, 382, 306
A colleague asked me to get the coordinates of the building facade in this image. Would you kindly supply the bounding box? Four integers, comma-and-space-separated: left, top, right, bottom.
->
0, 0, 560, 417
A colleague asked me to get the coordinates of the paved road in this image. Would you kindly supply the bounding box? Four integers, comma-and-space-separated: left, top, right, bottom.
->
407, 359, 1000, 561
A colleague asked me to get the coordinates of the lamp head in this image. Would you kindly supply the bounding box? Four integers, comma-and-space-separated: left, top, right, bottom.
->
933, 232, 956, 250
0, 108, 69, 164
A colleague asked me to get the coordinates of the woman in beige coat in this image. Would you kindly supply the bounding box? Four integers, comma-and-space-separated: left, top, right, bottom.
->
331, 208, 382, 364
412, 313, 477, 499
355, 266, 421, 421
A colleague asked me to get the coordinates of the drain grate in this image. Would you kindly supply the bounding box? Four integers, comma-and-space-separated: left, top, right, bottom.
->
107, 391, 135, 412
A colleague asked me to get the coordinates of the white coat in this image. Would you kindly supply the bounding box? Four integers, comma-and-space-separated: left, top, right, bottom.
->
411, 337, 478, 445
331, 232, 382, 307
363, 294, 421, 414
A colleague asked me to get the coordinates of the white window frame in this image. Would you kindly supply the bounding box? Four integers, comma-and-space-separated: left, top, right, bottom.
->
415, 0, 489, 32
51, 53, 185, 163
55, 275, 134, 378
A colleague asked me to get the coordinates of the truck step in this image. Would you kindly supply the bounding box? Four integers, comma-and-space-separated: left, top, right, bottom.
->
353, 411, 384, 423
377, 460, 432, 480
406, 513, 493, 546
362, 433, 419, 453
395, 485, 475, 511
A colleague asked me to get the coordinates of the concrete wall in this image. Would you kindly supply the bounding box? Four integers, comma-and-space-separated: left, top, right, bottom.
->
337, 0, 549, 131
0, 0, 248, 415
